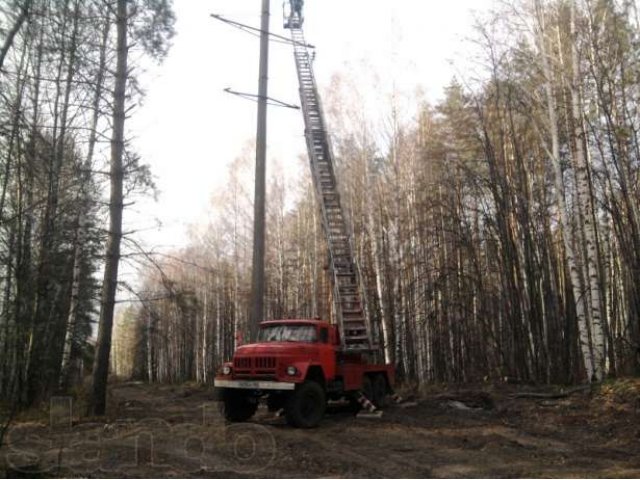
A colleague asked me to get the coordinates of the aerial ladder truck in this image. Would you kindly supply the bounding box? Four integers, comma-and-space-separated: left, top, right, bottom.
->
214, 3, 395, 428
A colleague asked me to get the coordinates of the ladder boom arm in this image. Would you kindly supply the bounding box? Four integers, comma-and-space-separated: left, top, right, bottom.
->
287, 24, 373, 352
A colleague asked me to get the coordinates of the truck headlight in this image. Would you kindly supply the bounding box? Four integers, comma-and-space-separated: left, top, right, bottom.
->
222, 365, 232, 375
286, 366, 297, 376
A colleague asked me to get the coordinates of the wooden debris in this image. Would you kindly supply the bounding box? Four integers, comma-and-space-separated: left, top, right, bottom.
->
356, 410, 384, 419
510, 385, 591, 400
446, 400, 482, 411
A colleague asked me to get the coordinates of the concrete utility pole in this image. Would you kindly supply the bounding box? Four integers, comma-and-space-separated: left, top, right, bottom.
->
249, 0, 270, 342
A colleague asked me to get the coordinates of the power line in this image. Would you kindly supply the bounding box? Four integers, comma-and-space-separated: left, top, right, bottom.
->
209, 12, 314, 49
223, 87, 299, 110
211, 12, 308, 110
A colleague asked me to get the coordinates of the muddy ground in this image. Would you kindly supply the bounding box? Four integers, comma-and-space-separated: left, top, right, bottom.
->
2, 379, 640, 478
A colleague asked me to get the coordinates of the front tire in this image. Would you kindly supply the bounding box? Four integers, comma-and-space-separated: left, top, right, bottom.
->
285, 380, 326, 428
220, 389, 258, 422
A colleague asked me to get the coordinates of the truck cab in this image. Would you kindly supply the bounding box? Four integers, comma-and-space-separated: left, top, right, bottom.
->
214, 319, 394, 428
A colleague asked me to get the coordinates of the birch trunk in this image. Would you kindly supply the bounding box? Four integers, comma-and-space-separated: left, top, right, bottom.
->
535, 0, 595, 381
569, 2, 605, 380
202, 287, 208, 383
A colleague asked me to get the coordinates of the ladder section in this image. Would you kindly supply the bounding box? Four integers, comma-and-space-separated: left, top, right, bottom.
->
289, 26, 373, 352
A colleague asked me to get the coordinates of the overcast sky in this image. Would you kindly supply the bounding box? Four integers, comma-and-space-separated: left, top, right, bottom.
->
126, 0, 496, 268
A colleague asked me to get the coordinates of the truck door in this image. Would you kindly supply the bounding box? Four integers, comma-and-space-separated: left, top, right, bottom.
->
318, 326, 336, 379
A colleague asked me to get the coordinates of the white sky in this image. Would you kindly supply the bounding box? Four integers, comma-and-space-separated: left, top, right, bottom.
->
126, 0, 496, 266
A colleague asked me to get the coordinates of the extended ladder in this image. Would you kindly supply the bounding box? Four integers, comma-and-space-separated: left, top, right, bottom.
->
287, 19, 373, 352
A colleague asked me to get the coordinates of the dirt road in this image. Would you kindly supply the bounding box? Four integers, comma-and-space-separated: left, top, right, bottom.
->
2, 380, 640, 478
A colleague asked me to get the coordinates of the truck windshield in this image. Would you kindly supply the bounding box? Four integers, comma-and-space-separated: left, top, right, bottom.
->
258, 324, 317, 343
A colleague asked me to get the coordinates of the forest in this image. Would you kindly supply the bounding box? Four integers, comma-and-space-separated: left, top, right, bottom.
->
0, 0, 174, 413
114, 0, 640, 389
1, 0, 640, 417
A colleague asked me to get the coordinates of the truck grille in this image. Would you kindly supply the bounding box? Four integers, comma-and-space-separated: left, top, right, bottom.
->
233, 356, 277, 377
234, 357, 251, 369
255, 357, 276, 369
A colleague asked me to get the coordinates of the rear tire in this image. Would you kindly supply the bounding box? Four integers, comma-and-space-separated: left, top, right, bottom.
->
362, 375, 374, 403
220, 389, 258, 422
372, 374, 388, 408
285, 381, 326, 428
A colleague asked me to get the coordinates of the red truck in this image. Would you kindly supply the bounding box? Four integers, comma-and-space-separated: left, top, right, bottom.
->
214, 319, 394, 428
214, 6, 396, 428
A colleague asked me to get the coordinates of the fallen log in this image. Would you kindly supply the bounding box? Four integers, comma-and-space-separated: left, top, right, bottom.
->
430, 391, 495, 410
510, 385, 591, 399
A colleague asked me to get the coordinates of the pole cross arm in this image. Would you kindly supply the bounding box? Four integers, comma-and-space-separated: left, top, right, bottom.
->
210, 13, 314, 49
223, 87, 300, 109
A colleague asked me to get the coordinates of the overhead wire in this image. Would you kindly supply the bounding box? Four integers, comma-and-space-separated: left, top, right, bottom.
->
209, 13, 314, 49
223, 87, 299, 110
210, 12, 311, 110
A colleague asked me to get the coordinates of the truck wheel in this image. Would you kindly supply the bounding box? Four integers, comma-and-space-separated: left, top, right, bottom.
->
285, 381, 326, 428
372, 374, 388, 408
362, 375, 374, 404
220, 390, 258, 422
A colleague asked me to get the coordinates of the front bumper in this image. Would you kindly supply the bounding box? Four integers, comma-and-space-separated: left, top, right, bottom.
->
214, 379, 295, 390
